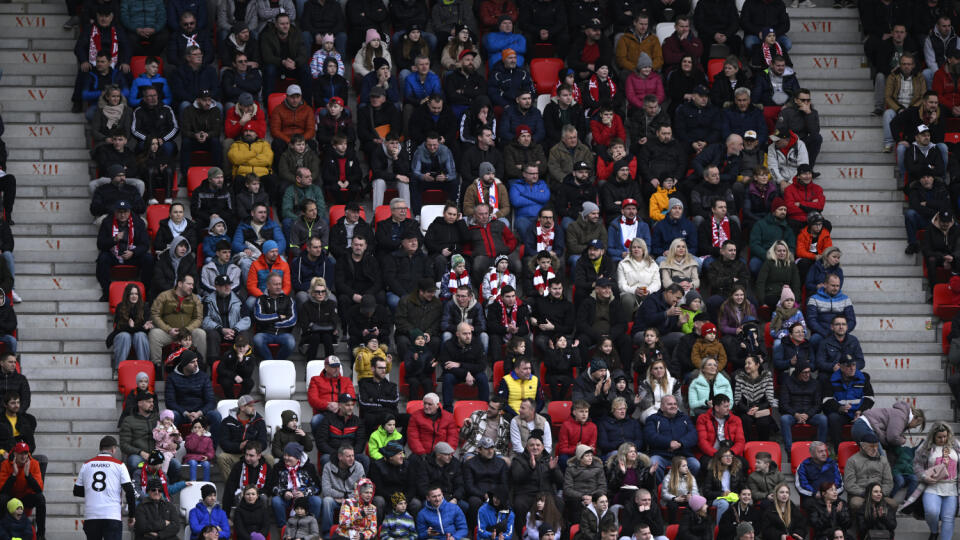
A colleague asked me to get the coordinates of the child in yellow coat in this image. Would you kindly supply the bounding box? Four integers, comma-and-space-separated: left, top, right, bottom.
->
353, 335, 392, 381
648, 177, 678, 221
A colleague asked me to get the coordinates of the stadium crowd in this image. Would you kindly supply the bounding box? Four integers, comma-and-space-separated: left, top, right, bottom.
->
0, 0, 955, 538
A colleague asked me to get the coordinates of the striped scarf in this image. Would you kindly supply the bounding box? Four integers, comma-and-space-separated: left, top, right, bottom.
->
532, 267, 555, 296
447, 269, 470, 296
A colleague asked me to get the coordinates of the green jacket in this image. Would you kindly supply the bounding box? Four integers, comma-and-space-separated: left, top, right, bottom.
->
367, 425, 403, 460
119, 409, 160, 456
277, 147, 322, 186
281, 183, 328, 222
566, 215, 608, 257
395, 292, 442, 336
755, 260, 801, 301
749, 213, 796, 259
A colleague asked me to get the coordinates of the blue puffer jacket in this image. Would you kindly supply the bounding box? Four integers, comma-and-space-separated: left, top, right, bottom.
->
165, 367, 216, 417
477, 502, 514, 540
721, 104, 767, 142
597, 415, 644, 455
795, 456, 842, 496
651, 215, 698, 256
120, 0, 165, 33
483, 31, 527, 67
130, 73, 173, 106
508, 179, 551, 219
416, 498, 468, 539
188, 501, 230, 540
82, 69, 130, 103
805, 289, 856, 338
643, 410, 697, 458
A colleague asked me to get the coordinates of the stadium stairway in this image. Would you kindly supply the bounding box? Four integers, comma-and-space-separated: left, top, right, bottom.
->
0, 2, 119, 537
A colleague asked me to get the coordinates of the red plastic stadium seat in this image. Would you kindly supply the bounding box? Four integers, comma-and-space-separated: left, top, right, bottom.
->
453, 400, 486, 427
945, 132, 960, 144
373, 205, 392, 228
492, 361, 505, 389
744, 441, 782, 472
707, 58, 725, 83
933, 283, 960, 320
837, 441, 858, 474
328, 205, 365, 225
665, 524, 678, 540
109, 281, 146, 314
407, 400, 424, 415
130, 56, 163, 79
529, 58, 565, 95
187, 166, 211, 198
118, 360, 154, 395
548, 401, 572, 429
790, 441, 812, 474
145, 204, 171, 241
267, 93, 286, 116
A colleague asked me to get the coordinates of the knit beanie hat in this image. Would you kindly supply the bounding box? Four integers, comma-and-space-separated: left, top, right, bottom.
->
6, 499, 22, 515
262, 240, 279, 254
207, 167, 223, 179
451, 254, 465, 268
771, 196, 787, 210
668, 197, 684, 210
373, 57, 389, 71
636, 52, 653, 70
478, 162, 496, 177
581, 201, 600, 218
159, 409, 174, 422
778, 284, 795, 305
365, 28, 380, 43
688, 494, 707, 512
701, 322, 717, 337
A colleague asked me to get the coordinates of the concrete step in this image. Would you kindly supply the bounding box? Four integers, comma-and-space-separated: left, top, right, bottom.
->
818, 152, 892, 165
0, 37, 73, 50
7, 160, 90, 180
854, 301, 932, 315
786, 6, 860, 17
873, 381, 952, 395
3, 123, 84, 139
824, 201, 905, 226
827, 189, 903, 202
843, 264, 921, 277
16, 199, 92, 224
791, 53, 867, 72
791, 43, 864, 55
0, 4, 70, 14
22, 366, 112, 380
830, 226, 905, 240
843, 276, 924, 292
0, 86, 73, 103
830, 239, 917, 264
804, 78, 873, 91
0, 13, 70, 30
31, 393, 116, 409
0, 50, 76, 74
21, 340, 110, 353
21, 352, 111, 368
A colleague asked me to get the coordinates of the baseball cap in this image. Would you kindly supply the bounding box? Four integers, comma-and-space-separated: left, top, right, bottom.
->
286, 84, 302, 96
237, 395, 257, 407
573, 160, 591, 171
113, 199, 132, 211
693, 84, 710, 96
918, 124, 930, 134
596, 277, 614, 288
743, 130, 757, 140
621, 198, 638, 209
338, 392, 356, 402
588, 239, 603, 249
214, 274, 232, 286
325, 355, 341, 366
329, 96, 345, 107
198, 89, 212, 99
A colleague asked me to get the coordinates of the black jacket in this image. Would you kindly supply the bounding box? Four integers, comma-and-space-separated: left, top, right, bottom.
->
437, 337, 487, 378
150, 246, 198, 297
703, 256, 751, 298
462, 453, 510, 500
407, 103, 459, 149
368, 458, 416, 500
424, 216, 469, 256
334, 252, 382, 298
220, 68, 264, 104
190, 180, 236, 233
444, 69, 487, 108
599, 177, 643, 220
232, 496, 271, 540
460, 144, 505, 183
299, 0, 346, 35
621, 504, 667, 539
693, 0, 739, 39
223, 458, 273, 514
576, 294, 629, 344
696, 216, 743, 258
132, 102, 178, 143
638, 137, 686, 181
357, 106, 404, 147
410, 453, 465, 500
358, 377, 400, 417
384, 250, 435, 296
739, 0, 789, 37
0, 412, 36, 454
904, 143, 945, 181
908, 178, 951, 221
219, 412, 269, 455
328, 217, 375, 261
543, 102, 587, 150
485, 301, 532, 343
0, 371, 29, 413
553, 175, 599, 222
97, 214, 150, 258
134, 498, 181, 539
717, 502, 763, 540
532, 294, 576, 339
374, 218, 422, 259
510, 449, 562, 498
573, 256, 617, 306
316, 412, 366, 455
152, 218, 199, 253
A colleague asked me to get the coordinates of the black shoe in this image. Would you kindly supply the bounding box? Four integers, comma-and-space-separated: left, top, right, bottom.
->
872, 107, 883, 116
813, 172, 821, 179
5, 218, 13, 226
905, 243, 919, 255
99, 293, 108, 302
833, 0, 842, 7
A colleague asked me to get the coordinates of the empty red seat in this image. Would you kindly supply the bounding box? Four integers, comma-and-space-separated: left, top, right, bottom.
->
187, 166, 212, 198
933, 283, 960, 320
145, 204, 171, 241
530, 58, 565, 95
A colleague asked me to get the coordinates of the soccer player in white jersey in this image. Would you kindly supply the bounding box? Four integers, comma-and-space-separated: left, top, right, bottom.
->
74, 436, 137, 540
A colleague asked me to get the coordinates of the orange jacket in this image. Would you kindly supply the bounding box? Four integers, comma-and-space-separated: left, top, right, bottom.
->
246, 254, 292, 297
796, 226, 833, 261
269, 101, 316, 143
0, 457, 42, 497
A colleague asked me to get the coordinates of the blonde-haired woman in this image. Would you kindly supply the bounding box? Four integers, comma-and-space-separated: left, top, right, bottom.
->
912, 422, 960, 540
760, 483, 807, 540
636, 358, 681, 422
755, 240, 801, 308
659, 238, 699, 292
299, 277, 338, 359
616, 238, 660, 318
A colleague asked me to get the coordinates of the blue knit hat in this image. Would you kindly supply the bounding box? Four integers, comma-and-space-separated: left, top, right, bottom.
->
262, 240, 279, 254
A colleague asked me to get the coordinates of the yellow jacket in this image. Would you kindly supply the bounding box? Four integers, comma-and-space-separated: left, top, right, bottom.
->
649, 185, 677, 222
228, 139, 273, 177
501, 373, 540, 414
353, 344, 390, 381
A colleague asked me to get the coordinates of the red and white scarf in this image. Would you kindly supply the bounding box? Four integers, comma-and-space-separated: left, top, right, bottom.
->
241, 462, 268, 491
140, 467, 169, 499
761, 41, 783, 68
285, 462, 301, 491
476, 180, 499, 211
90, 25, 120, 67
535, 220, 554, 252
532, 267, 555, 296
447, 269, 470, 295
487, 269, 511, 302
587, 75, 617, 105
620, 215, 638, 248
711, 216, 731, 248
111, 216, 136, 260
183, 33, 200, 49
499, 298, 522, 337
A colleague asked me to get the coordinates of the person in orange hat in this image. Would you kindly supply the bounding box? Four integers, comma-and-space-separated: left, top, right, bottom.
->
0, 441, 44, 539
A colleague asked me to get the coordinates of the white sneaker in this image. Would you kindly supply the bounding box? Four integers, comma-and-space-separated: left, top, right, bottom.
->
798, 0, 816, 6
147, 198, 159, 205
10, 290, 21, 304
163, 198, 173, 204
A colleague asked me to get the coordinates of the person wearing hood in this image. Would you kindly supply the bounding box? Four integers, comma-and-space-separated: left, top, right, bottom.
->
477, 487, 514, 540
271, 441, 323, 527
201, 274, 251, 362
150, 235, 197, 297
188, 484, 230, 539
748, 197, 795, 274
334, 477, 378, 539
0, 441, 44, 538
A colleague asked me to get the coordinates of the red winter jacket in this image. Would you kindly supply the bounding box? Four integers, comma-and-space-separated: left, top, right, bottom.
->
695, 409, 746, 457
224, 102, 267, 140
934, 65, 960, 109
590, 114, 626, 150
307, 373, 355, 415
783, 177, 825, 222
557, 417, 598, 456
407, 409, 458, 455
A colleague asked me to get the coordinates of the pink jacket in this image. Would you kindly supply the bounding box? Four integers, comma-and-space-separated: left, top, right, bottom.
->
626, 72, 665, 108
183, 433, 215, 462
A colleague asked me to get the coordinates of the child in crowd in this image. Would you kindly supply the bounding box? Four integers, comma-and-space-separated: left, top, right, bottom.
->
380, 492, 416, 540
648, 176, 678, 222
0, 498, 33, 540
368, 418, 403, 461
661, 456, 699, 521
632, 328, 663, 380
441, 254, 472, 301
503, 336, 530, 374
691, 322, 727, 371
236, 173, 271, 220
354, 335, 391, 382
271, 409, 315, 460
403, 330, 435, 400
165, 330, 204, 374
183, 418, 214, 481
202, 217, 230, 263
746, 452, 784, 502
680, 291, 704, 334
310, 34, 345, 78
152, 409, 181, 474
543, 335, 579, 399
483, 255, 516, 304
591, 336, 623, 372
769, 285, 805, 355
282, 497, 320, 540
